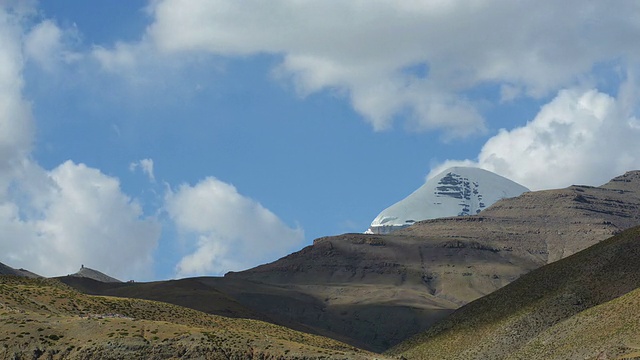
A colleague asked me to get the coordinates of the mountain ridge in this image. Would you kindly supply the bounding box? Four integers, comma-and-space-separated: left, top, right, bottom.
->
0, 261, 41, 278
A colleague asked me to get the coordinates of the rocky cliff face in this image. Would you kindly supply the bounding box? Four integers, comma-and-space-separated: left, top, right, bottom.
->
366, 167, 529, 234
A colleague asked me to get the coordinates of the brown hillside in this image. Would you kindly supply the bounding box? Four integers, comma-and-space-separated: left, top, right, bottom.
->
389, 225, 640, 360
0, 276, 387, 360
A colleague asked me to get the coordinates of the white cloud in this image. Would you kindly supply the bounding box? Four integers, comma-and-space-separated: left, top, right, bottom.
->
24, 19, 82, 70
90, 0, 640, 137
0, 160, 161, 280
0, 5, 33, 195
5, 161, 161, 280
130, 158, 155, 182
24, 20, 62, 68
165, 177, 304, 277
1, 3, 304, 280
92, 41, 141, 73
430, 84, 640, 190
0, 4, 161, 280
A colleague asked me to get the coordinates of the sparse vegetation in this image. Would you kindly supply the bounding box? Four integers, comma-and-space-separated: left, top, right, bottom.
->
0, 275, 386, 359
388, 226, 640, 360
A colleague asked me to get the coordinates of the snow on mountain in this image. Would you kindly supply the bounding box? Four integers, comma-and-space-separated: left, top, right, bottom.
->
366, 167, 529, 234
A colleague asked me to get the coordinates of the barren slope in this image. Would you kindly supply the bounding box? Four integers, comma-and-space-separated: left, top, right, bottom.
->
389, 225, 640, 360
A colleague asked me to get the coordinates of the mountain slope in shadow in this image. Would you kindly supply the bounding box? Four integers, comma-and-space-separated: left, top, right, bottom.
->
0, 276, 387, 359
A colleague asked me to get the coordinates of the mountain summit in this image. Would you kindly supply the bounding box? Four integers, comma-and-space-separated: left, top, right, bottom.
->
69, 265, 122, 283
366, 167, 529, 234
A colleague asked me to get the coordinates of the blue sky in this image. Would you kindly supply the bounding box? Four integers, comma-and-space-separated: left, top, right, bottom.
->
2, 1, 640, 281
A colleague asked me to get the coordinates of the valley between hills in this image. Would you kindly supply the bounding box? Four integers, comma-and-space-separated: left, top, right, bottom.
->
2, 170, 640, 359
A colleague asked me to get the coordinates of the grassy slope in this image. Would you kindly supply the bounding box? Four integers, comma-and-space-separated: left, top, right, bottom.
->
389, 226, 640, 360
57, 275, 377, 351
511, 287, 640, 359
0, 276, 388, 360
58, 276, 269, 321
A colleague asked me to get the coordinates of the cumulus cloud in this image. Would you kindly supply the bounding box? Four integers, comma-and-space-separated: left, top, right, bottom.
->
92, 0, 640, 137
2, 161, 161, 280
165, 177, 304, 277
24, 20, 62, 67
430, 83, 640, 190
0, 4, 160, 280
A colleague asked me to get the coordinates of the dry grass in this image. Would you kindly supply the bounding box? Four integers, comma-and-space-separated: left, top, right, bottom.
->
0, 276, 388, 359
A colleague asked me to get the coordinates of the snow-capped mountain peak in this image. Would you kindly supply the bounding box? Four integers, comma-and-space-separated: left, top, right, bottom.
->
366, 167, 529, 234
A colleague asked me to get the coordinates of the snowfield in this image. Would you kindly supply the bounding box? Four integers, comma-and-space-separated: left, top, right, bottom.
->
366, 167, 529, 234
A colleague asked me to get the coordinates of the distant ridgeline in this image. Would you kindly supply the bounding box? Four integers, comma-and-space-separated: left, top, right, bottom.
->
366, 167, 529, 234
0, 262, 41, 278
